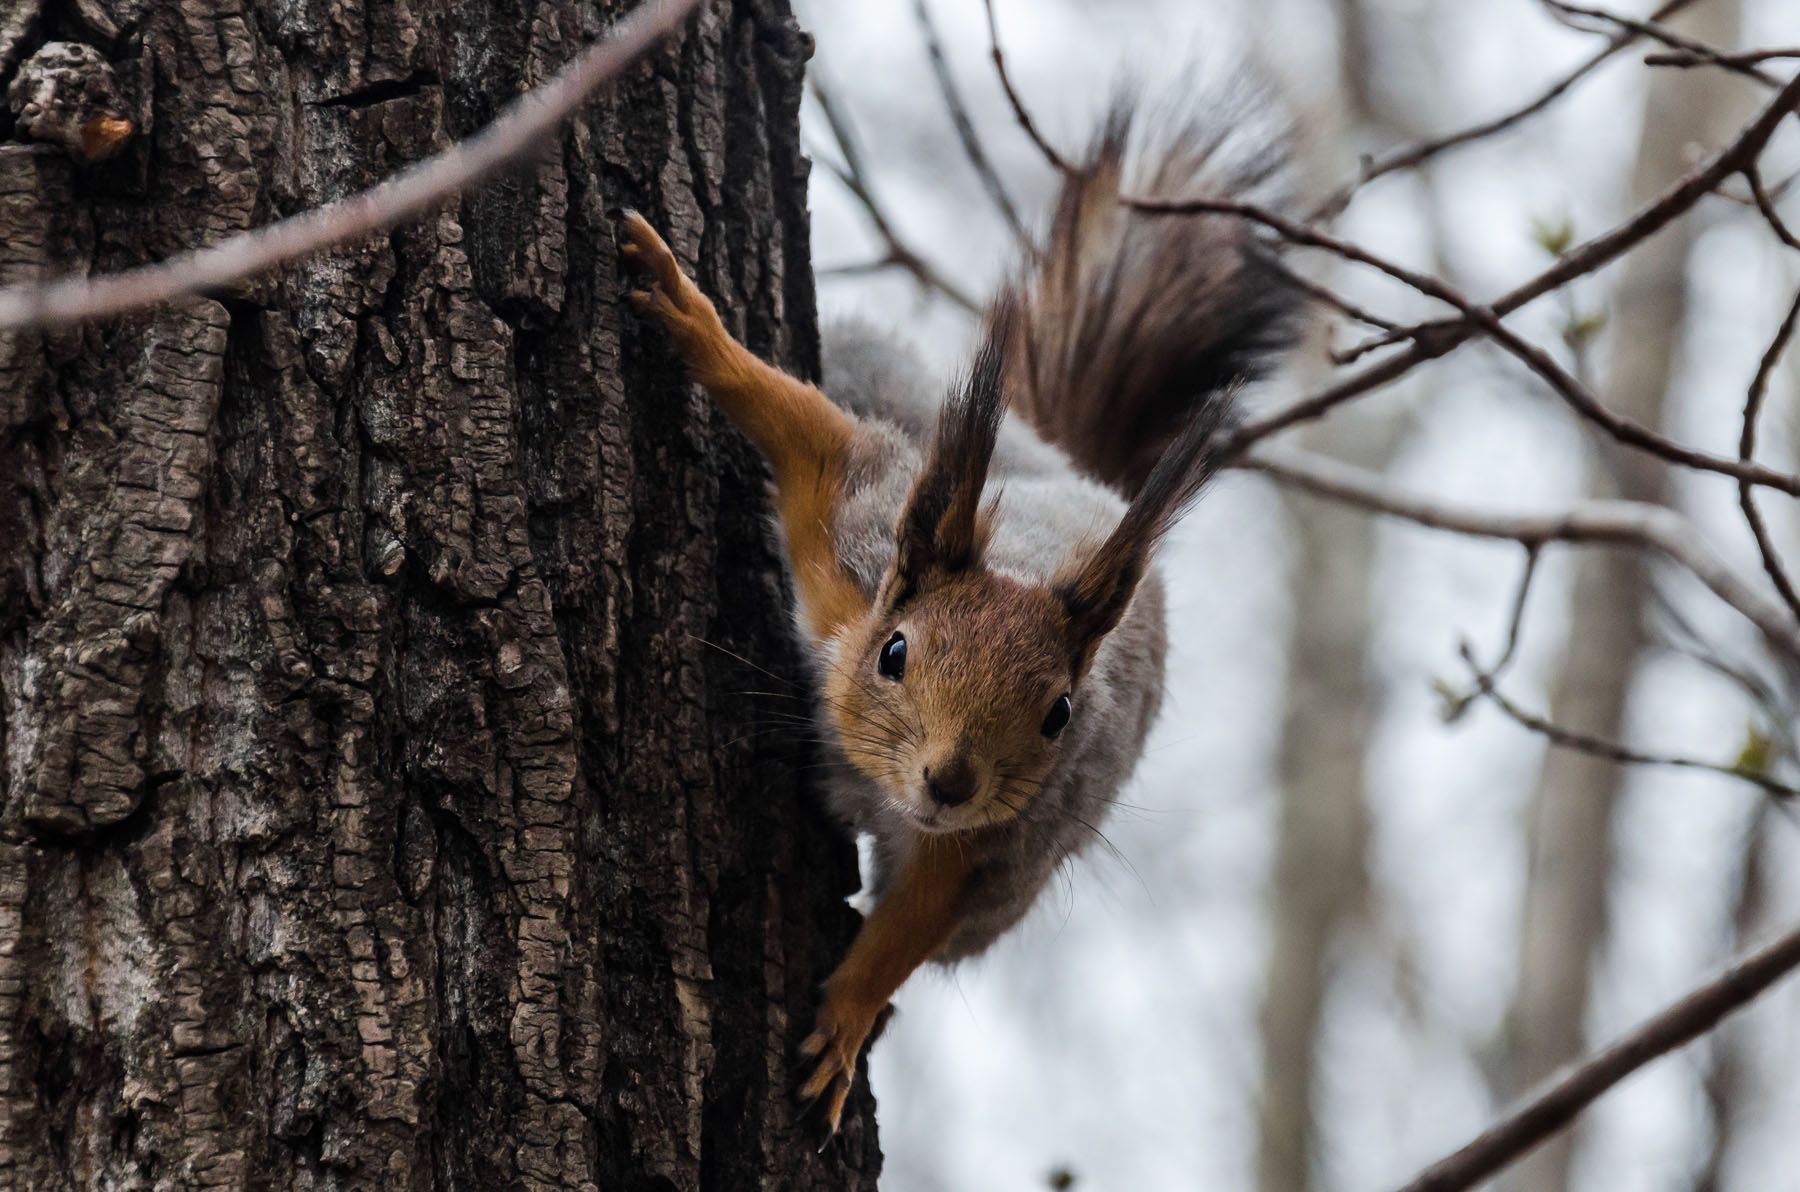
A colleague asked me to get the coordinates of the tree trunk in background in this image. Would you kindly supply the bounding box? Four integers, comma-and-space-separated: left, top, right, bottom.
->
1693, 803, 1769, 1192
1503, 5, 1738, 1190
0, 1, 879, 1188
1254, 4, 1414, 1184
1256, 420, 1380, 1192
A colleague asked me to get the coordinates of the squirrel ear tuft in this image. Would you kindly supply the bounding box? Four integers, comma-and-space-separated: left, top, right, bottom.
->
1055, 396, 1234, 670
886, 307, 1014, 605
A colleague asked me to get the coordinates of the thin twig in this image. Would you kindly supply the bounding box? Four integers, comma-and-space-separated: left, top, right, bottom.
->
981, 0, 1075, 176
1489, 550, 1541, 681
1541, 1, 1781, 88
0, 0, 705, 331
1648, 47, 1800, 70
1132, 192, 1800, 495
911, 0, 1034, 249
1654, 596, 1793, 736
1394, 921, 1800, 1191
1737, 287, 1800, 622
1230, 71, 1800, 453
808, 79, 982, 314
1333, 322, 1420, 366
1462, 647, 1799, 799
1443, 547, 1543, 722
814, 258, 900, 280
1746, 165, 1800, 251
1258, 255, 1401, 335
1249, 445, 1800, 660
1308, 0, 1700, 222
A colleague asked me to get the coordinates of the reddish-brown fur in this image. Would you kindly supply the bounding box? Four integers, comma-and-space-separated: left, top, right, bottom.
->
620, 212, 871, 640
798, 834, 971, 1129
824, 570, 1075, 833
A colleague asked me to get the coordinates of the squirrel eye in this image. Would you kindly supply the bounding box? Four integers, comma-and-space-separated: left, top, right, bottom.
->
1041, 693, 1072, 739
877, 631, 907, 681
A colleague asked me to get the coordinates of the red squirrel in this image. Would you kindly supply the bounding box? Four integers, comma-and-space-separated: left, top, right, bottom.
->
621, 94, 1299, 1135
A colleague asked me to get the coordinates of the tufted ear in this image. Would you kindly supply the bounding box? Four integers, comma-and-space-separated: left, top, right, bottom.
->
1055, 392, 1234, 675
885, 308, 1013, 607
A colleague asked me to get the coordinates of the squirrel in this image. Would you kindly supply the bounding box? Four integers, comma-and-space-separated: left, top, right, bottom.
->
619, 92, 1299, 1135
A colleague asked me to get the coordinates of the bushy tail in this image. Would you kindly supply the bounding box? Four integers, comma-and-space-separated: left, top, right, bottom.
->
1002, 90, 1300, 496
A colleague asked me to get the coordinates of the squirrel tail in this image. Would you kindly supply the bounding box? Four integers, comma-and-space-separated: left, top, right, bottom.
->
1001, 88, 1301, 496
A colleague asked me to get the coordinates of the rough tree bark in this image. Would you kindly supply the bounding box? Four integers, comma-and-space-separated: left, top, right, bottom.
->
0, 1, 880, 1189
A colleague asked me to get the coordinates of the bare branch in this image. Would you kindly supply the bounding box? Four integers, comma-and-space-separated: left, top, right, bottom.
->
1257, 254, 1402, 335
1460, 647, 1800, 799
1746, 165, 1800, 251
1394, 922, 1800, 1192
1250, 445, 1800, 660
1132, 193, 1800, 495
911, 0, 1034, 249
1649, 47, 1800, 70
1230, 71, 1800, 452
1308, 0, 1701, 222
814, 258, 901, 280
808, 80, 983, 315
0, 0, 705, 331
1738, 287, 1800, 621
1443, 547, 1542, 721
1542, 1, 1781, 88
981, 0, 1075, 176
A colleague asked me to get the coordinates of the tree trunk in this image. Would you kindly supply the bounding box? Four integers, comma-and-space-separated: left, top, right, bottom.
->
0, 1, 880, 1189
1256, 422, 1379, 1192
1503, 5, 1739, 1189
1254, 4, 1418, 1183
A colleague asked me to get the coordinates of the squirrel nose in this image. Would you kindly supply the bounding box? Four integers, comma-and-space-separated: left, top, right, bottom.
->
924, 759, 976, 807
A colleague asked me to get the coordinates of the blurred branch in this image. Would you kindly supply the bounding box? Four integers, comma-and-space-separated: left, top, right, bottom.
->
1457, 644, 1800, 799
1133, 191, 1800, 495
1222, 70, 1800, 451
1650, 47, 1800, 70
1745, 165, 1800, 250
1308, 0, 1700, 222
981, 0, 1075, 176
1394, 921, 1800, 1192
808, 77, 982, 314
1542, 1, 1781, 87
911, 0, 1034, 249
1251, 445, 1800, 660
1651, 591, 1797, 749
1695, 803, 1775, 1192
1738, 287, 1800, 622
1259, 255, 1402, 336
1441, 547, 1541, 720
0, 0, 704, 331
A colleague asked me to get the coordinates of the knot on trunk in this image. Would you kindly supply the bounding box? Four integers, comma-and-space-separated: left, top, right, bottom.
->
8, 41, 134, 162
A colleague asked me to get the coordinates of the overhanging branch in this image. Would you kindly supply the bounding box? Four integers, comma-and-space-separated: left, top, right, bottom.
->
0, 0, 705, 331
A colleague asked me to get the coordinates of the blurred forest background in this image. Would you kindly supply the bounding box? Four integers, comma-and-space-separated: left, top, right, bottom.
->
791, 0, 1800, 1189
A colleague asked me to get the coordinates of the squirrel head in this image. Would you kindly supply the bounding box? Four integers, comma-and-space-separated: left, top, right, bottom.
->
821, 313, 1224, 833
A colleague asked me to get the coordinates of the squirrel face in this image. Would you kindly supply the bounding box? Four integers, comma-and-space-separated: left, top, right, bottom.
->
823, 570, 1076, 832
815, 308, 1219, 834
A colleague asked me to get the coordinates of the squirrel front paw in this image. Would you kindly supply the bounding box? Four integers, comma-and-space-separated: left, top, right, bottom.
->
799, 980, 887, 1138
617, 209, 724, 356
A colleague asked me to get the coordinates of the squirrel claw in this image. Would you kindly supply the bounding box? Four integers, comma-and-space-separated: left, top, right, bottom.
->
617, 210, 719, 353
797, 1068, 852, 1143
616, 209, 685, 296
822, 1079, 852, 1136
797, 984, 882, 1139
